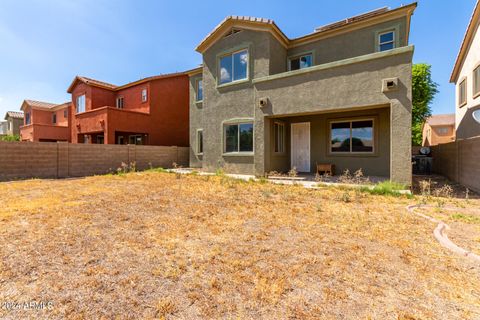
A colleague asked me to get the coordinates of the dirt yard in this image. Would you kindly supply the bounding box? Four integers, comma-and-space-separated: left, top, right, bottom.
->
0, 171, 479, 319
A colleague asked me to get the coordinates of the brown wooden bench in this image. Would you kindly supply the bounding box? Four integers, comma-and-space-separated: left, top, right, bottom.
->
316, 163, 335, 176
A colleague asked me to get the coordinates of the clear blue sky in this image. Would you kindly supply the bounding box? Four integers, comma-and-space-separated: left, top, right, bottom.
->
0, 0, 476, 118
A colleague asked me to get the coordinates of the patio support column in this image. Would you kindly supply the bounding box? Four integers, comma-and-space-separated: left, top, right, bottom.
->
390, 99, 412, 185
254, 117, 266, 177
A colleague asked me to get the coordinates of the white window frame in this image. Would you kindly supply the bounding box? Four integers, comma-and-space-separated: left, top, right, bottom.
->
218, 48, 249, 86
196, 129, 203, 155
222, 121, 254, 155
141, 89, 148, 102
273, 121, 285, 153
378, 30, 395, 52
288, 53, 313, 71
459, 78, 467, 107
76, 94, 86, 113
329, 118, 375, 154
8, 121, 11, 131
195, 79, 203, 102
116, 96, 124, 109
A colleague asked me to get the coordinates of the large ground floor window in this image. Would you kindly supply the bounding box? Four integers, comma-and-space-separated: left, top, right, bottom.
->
224, 122, 253, 153
330, 119, 374, 153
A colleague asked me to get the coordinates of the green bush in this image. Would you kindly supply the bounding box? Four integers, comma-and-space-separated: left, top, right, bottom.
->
361, 181, 410, 197
0, 134, 20, 142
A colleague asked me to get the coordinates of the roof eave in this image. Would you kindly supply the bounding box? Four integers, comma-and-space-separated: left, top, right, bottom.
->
450, 1, 480, 83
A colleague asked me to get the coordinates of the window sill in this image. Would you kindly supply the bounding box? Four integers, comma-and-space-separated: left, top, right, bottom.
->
473, 92, 480, 100
327, 152, 378, 158
217, 78, 249, 89
222, 152, 254, 157
195, 153, 203, 156
195, 100, 203, 105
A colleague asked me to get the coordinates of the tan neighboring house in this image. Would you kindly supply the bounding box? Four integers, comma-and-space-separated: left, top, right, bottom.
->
450, 0, 480, 139
422, 114, 455, 146
3, 111, 24, 136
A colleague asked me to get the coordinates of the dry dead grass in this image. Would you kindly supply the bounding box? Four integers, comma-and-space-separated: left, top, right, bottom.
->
0, 172, 479, 319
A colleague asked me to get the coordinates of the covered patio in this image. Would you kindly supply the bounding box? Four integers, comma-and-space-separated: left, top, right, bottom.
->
264, 106, 392, 180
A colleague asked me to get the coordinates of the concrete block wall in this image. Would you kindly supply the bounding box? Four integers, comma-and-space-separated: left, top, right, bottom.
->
0, 141, 188, 181
431, 136, 480, 193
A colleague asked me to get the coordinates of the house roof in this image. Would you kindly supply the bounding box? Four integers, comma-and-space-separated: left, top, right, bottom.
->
67, 72, 187, 93
426, 114, 455, 126
21, 100, 70, 112
4, 111, 24, 120
450, 0, 480, 83
195, 3, 417, 53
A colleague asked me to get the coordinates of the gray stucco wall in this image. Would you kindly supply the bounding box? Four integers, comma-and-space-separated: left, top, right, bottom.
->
189, 72, 204, 168
287, 17, 407, 67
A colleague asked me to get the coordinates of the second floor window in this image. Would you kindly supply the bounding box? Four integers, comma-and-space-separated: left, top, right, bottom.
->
142, 89, 148, 102
64, 109, 68, 118
474, 65, 480, 98
379, 31, 395, 52
196, 79, 203, 101
289, 54, 312, 71
116, 97, 124, 109
219, 49, 248, 85
52, 113, 57, 124
459, 78, 467, 107
25, 112, 31, 125
76, 94, 86, 113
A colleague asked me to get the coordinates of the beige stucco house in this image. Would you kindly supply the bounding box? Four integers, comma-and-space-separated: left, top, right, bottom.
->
3, 111, 24, 136
189, 3, 416, 185
422, 114, 456, 146
451, 0, 480, 139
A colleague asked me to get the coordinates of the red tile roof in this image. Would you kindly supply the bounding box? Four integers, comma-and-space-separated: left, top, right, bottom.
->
22, 100, 70, 111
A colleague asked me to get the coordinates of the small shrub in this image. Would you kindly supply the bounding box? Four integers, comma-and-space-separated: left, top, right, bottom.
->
0, 134, 20, 142
433, 184, 453, 198
288, 167, 298, 178
215, 168, 225, 176
419, 179, 432, 197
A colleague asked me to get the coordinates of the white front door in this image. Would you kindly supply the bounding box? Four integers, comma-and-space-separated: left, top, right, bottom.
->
291, 122, 310, 172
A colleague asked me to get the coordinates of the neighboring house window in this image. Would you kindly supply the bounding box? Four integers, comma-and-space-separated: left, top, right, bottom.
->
289, 53, 313, 71
330, 119, 374, 153
274, 122, 285, 153
378, 31, 395, 51
224, 122, 253, 153
459, 78, 467, 107
96, 135, 104, 144
141, 89, 148, 102
129, 135, 143, 145
116, 97, 124, 109
474, 65, 480, 98
64, 109, 68, 118
219, 49, 248, 85
8, 121, 11, 131
196, 79, 203, 101
83, 135, 90, 144
52, 113, 57, 124
437, 127, 449, 135
117, 136, 125, 145
76, 94, 86, 113
197, 129, 203, 154
25, 112, 31, 125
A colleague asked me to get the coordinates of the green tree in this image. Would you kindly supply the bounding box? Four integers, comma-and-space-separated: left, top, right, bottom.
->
412, 63, 439, 145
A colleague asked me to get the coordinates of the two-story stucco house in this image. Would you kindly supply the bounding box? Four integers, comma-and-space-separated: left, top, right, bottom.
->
20, 100, 71, 142
67, 74, 189, 146
451, 0, 480, 139
189, 4, 416, 185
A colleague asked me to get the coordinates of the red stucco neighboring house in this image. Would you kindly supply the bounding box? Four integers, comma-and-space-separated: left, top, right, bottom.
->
67, 73, 189, 146
20, 100, 71, 142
